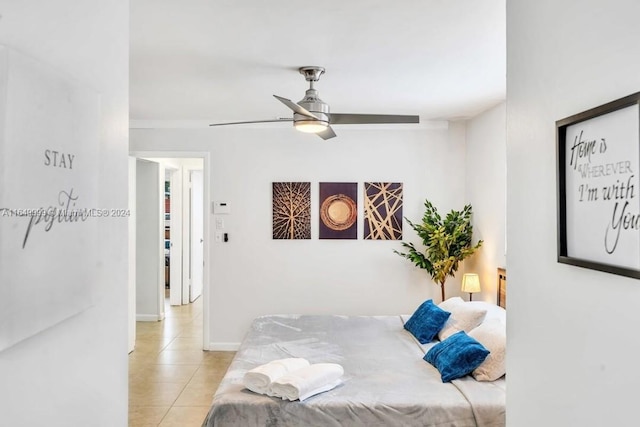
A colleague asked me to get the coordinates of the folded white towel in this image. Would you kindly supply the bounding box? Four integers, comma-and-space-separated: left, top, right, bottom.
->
269, 363, 344, 401
243, 358, 310, 395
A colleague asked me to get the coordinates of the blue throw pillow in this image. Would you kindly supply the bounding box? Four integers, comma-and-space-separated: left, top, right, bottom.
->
404, 299, 451, 344
424, 331, 490, 382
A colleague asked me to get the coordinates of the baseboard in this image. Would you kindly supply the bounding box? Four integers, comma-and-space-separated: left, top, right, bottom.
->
136, 314, 161, 322
208, 342, 240, 351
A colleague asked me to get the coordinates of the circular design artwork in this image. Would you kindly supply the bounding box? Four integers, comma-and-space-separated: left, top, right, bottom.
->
320, 194, 357, 231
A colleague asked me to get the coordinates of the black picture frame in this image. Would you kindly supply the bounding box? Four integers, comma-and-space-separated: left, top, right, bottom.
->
557, 92, 640, 279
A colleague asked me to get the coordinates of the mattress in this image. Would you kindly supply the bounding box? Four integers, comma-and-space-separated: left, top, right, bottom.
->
203, 314, 505, 427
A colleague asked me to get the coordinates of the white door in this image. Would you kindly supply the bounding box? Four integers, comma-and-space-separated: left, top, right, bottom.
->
135, 159, 165, 321
168, 168, 183, 306
190, 169, 204, 302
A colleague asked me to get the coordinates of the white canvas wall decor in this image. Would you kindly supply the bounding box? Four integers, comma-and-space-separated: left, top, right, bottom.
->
557, 92, 640, 278
0, 46, 100, 351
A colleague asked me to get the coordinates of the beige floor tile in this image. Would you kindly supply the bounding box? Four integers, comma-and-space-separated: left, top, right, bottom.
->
129, 349, 159, 363
134, 332, 161, 341
130, 342, 168, 357
136, 322, 163, 331
201, 351, 235, 369
138, 318, 185, 330
129, 356, 156, 372
136, 328, 182, 341
156, 349, 206, 365
173, 381, 218, 406
128, 406, 170, 427
131, 364, 200, 385
203, 350, 235, 360
136, 335, 174, 345
136, 320, 163, 329
164, 337, 203, 351
159, 327, 185, 339
129, 298, 233, 425
129, 381, 187, 406
177, 327, 204, 338
189, 366, 226, 386
158, 406, 210, 427
165, 310, 198, 319
189, 315, 202, 322
163, 317, 194, 328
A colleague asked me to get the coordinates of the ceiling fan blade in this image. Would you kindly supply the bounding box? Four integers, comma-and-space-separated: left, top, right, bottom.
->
273, 95, 319, 120
209, 118, 293, 127
316, 126, 337, 140
330, 113, 419, 125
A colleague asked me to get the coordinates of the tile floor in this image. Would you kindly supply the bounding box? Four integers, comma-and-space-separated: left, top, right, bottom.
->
129, 296, 235, 427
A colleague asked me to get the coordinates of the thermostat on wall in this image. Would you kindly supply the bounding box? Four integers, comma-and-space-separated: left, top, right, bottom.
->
213, 201, 230, 214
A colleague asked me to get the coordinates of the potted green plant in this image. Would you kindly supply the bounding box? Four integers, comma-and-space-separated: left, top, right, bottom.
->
395, 199, 482, 301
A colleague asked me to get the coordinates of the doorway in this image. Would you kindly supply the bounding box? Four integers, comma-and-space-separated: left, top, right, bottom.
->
129, 151, 210, 353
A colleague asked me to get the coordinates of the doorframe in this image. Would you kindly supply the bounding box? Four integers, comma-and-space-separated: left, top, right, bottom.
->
128, 157, 136, 354
189, 168, 204, 303
130, 150, 211, 351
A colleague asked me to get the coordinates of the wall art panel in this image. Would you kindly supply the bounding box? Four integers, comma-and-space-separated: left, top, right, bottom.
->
319, 182, 357, 239
272, 182, 311, 239
364, 182, 403, 240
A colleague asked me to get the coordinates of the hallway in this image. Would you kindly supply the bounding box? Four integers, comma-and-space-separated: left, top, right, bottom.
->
128, 297, 234, 426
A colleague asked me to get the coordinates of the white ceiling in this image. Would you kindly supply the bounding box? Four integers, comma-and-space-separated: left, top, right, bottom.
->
130, 0, 505, 124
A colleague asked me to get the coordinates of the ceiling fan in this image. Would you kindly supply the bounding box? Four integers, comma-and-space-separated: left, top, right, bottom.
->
209, 66, 420, 140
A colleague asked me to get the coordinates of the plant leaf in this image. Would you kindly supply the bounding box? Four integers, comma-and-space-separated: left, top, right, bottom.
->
394, 198, 483, 294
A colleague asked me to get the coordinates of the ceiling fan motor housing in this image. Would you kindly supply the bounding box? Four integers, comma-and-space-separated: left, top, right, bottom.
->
296, 88, 330, 124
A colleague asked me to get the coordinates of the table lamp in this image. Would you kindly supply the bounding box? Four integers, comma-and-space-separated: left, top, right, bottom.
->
461, 273, 481, 301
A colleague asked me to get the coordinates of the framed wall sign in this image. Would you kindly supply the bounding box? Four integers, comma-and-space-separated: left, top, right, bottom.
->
557, 92, 640, 278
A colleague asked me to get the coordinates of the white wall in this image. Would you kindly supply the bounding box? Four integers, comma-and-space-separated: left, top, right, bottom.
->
0, 1, 129, 426
464, 102, 507, 302
152, 157, 204, 171
130, 124, 467, 346
507, 1, 640, 425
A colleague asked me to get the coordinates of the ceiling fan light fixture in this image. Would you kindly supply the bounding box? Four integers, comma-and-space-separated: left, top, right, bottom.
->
209, 66, 419, 140
294, 120, 329, 133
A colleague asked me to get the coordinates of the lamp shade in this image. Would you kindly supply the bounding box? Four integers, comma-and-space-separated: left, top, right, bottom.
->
461, 273, 481, 293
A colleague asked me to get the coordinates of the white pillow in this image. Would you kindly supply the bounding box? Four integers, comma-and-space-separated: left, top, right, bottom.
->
468, 318, 506, 381
437, 298, 487, 341
438, 296, 464, 312
468, 301, 506, 324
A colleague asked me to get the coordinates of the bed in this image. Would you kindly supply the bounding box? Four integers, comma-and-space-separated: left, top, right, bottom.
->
203, 303, 506, 427
497, 268, 507, 309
